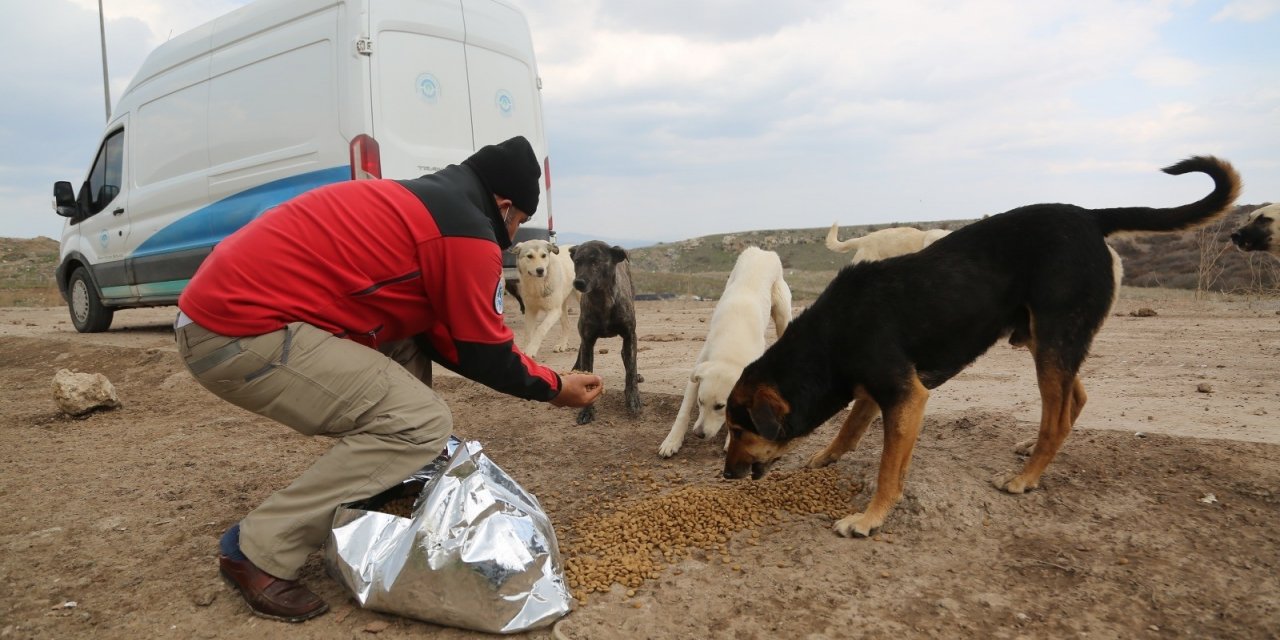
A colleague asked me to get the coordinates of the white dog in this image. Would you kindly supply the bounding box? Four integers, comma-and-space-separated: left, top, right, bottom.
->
825, 223, 951, 263
510, 239, 578, 357
659, 247, 792, 458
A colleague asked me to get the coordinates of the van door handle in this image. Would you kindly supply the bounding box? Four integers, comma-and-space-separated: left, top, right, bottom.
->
113, 207, 125, 215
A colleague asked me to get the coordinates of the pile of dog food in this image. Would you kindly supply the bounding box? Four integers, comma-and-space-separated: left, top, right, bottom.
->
560, 467, 859, 600
374, 495, 418, 518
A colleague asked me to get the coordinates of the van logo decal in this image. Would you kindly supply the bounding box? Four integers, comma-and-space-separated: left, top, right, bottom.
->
416, 73, 440, 104
99, 232, 109, 249
495, 90, 513, 117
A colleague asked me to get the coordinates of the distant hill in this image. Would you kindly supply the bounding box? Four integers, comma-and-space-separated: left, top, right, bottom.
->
3, 205, 1276, 307
0, 236, 60, 306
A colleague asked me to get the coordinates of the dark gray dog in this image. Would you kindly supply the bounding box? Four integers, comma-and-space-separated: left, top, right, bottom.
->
569, 241, 642, 424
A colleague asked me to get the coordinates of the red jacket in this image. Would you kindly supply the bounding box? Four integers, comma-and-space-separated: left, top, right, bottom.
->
178, 165, 561, 401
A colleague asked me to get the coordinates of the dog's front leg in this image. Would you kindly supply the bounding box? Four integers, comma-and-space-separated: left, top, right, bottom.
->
621, 329, 642, 415
525, 307, 561, 358
659, 377, 700, 457
519, 308, 540, 355
574, 333, 599, 425
834, 378, 928, 538
553, 296, 576, 352
808, 390, 880, 468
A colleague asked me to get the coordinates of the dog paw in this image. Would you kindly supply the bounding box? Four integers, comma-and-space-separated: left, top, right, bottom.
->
552, 344, 569, 353
658, 437, 682, 458
806, 450, 841, 468
833, 513, 880, 538
576, 406, 596, 425
1013, 439, 1036, 456
992, 471, 1037, 494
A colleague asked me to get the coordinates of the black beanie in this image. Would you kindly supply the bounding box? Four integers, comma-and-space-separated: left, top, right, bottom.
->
462, 136, 541, 217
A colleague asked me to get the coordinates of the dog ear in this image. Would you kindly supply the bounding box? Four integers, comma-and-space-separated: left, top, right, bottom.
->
691, 362, 709, 383
508, 245, 521, 255
748, 384, 789, 441
568, 245, 578, 259
550, 243, 560, 255
609, 245, 628, 264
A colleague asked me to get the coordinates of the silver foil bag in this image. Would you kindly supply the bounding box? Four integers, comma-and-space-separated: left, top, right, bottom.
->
325, 438, 573, 633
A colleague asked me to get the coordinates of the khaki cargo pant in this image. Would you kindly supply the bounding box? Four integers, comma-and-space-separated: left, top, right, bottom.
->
176, 320, 450, 580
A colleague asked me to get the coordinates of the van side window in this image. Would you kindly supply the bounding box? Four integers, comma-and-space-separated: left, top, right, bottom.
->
83, 129, 124, 216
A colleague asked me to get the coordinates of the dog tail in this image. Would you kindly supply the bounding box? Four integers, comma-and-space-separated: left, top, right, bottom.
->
1094, 156, 1241, 236
825, 222, 859, 252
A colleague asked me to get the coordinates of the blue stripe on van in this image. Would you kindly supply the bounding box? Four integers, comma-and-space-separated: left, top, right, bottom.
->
132, 166, 349, 258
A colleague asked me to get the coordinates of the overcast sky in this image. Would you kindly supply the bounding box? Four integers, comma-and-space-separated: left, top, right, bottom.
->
2, 0, 1277, 243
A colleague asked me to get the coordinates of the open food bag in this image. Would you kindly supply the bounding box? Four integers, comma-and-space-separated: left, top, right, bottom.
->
325, 438, 572, 633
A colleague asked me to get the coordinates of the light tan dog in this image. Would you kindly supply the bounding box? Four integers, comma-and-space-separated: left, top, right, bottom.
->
825, 223, 951, 263
659, 247, 792, 458
1230, 203, 1280, 255
510, 240, 578, 357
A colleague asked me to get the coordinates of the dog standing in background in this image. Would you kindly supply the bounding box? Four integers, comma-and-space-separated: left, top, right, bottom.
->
659, 247, 792, 458
510, 239, 578, 357
570, 241, 642, 425
1230, 203, 1280, 256
825, 223, 951, 263
724, 156, 1240, 539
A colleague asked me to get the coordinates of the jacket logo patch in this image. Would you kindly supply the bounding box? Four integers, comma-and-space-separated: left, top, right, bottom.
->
494, 277, 505, 315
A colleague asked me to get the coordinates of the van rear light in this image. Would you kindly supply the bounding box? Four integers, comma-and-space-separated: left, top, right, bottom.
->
544, 156, 553, 233
350, 134, 381, 180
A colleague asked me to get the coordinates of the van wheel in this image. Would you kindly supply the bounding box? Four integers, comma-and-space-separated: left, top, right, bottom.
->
68, 267, 114, 333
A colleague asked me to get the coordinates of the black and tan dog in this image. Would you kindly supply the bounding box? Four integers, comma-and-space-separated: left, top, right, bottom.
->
723, 156, 1241, 538
570, 240, 643, 425
1230, 203, 1279, 255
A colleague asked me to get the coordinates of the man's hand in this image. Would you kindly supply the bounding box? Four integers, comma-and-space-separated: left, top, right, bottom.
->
550, 373, 603, 408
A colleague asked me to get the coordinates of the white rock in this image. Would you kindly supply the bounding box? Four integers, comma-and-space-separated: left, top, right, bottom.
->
51, 369, 121, 416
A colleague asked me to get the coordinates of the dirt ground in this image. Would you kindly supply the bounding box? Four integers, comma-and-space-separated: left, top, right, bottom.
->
1, 289, 1278, 639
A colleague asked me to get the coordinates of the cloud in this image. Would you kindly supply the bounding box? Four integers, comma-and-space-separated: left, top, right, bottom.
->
1212, 0, 1280, 22
1132, 55, 1206, 87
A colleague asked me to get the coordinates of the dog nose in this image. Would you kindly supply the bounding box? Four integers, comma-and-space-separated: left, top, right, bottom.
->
536, 268, 545, 276
573, 279, 586, 291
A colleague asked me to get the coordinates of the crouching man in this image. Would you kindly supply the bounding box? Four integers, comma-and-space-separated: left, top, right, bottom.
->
175, 136, 602, 622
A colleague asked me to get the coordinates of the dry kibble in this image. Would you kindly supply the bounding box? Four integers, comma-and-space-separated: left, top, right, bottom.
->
558, 467, 858, 594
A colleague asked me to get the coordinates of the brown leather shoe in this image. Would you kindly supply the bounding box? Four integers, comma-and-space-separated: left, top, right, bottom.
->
219, 554, 329, 622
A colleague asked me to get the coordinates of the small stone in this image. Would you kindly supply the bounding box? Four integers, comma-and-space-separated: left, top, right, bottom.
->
333, 607, 353, 623
598, 348, 609, 354
1196, 383, 1213, 393
1149, 625, 1160, 631
1117, 558, 1130, 565
363, 620, 391, 633
51, 369, 122, 416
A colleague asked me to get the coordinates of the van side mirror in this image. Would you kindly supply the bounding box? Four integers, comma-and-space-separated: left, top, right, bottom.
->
53, 181, 81, 218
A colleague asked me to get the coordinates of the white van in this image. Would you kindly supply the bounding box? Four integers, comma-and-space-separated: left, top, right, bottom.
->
53, 0, 554, 332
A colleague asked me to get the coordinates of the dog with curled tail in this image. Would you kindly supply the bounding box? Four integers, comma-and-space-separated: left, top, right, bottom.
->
724, 156, 1240, 539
